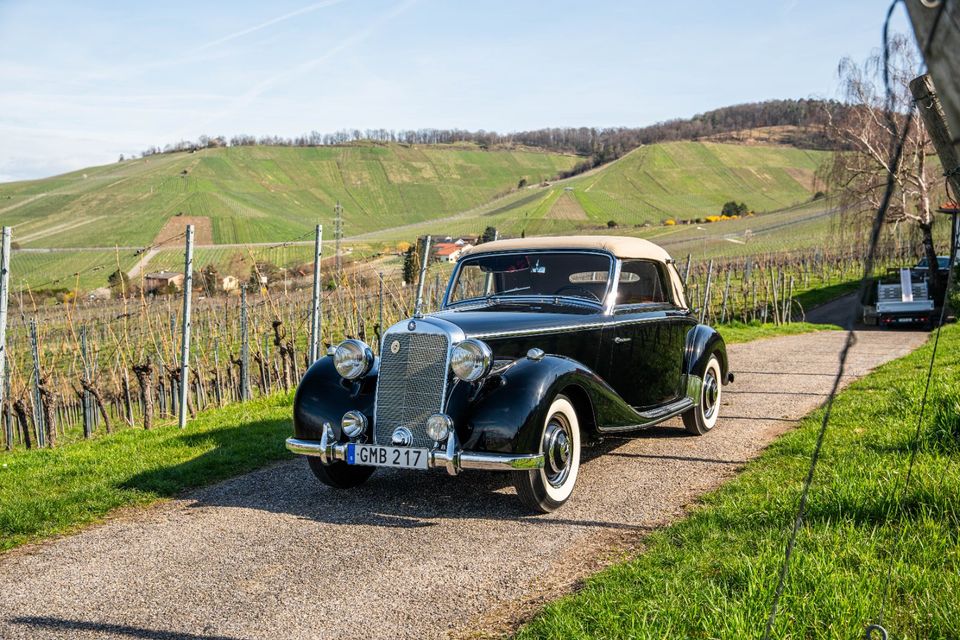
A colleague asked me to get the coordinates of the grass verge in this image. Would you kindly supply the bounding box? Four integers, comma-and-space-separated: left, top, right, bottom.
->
516, 324, 959, 639
0, 393, 294, 554
718, 320, 841, 344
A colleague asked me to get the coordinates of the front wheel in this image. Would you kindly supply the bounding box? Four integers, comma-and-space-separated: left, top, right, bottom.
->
307, 457, 376, 489
513, 395, 581, 513
682, 355, 722, 435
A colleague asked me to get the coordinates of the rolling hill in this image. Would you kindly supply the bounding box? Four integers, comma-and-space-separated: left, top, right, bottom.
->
0, 143, 579, 249
355, 141, 829, 241
1, 139, 835, 290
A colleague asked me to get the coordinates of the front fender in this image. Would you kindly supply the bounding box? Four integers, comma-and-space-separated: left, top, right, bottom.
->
456, 355, 641, 455
292, 356, 378, 441
684, 324, 729, 380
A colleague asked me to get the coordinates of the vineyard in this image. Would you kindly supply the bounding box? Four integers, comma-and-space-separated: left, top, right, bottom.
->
0, 224, 920, 453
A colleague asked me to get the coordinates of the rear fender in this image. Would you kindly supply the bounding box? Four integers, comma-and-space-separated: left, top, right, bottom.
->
684, 324, 729, 381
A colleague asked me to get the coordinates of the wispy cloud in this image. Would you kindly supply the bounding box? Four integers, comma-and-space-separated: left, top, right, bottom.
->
178, 0, 419, 137
190, 0, 349, 54
76, 0, 351, 84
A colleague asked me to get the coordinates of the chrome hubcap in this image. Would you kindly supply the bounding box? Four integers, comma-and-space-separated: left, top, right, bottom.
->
543, 415, 573, 488
703, 371, 719, 419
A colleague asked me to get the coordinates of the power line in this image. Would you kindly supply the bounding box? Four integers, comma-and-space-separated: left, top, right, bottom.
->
763, 3, 920, 633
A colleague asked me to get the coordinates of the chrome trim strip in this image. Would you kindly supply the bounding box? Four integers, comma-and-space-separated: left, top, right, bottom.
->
285, 429, 545, 474
462, 311, 673, 340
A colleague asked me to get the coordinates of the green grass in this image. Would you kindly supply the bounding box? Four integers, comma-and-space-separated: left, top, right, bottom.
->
0, 143, 578, 248
0, 393, 294, 553
717, 321, 842, 344
516, 324, 960, 639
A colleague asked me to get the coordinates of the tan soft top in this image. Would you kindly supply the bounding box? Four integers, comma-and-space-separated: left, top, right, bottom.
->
460, 235, 672, 262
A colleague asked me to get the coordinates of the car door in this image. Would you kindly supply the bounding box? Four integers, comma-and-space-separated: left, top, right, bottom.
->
601, 260, 688, 409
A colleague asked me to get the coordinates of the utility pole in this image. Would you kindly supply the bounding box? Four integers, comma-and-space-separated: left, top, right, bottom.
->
334, 201, 344, 277
906, 1, 960, 143
178, 224, 194, 429
309, 224, 323, 364
909, 75, 960, 199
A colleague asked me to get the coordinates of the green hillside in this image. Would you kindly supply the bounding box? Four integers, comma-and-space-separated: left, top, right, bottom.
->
2, 139, 837, 290
356, 141, 829, 241
0, 143, 578, 248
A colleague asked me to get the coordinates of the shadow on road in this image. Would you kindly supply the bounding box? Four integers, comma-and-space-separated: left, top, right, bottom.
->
120, 423, 721, 531
8, 617, 241, 640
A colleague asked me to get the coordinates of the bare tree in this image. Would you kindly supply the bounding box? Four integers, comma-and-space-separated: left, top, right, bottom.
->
825, 34, 944, 292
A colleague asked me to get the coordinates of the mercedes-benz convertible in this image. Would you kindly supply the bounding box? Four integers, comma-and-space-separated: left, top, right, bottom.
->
286, 235, 732, 512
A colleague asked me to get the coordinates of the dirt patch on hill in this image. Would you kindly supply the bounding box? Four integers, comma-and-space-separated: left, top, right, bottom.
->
783, 166, 818, 191
546, 192, 588, 220
153, 215, 213, 246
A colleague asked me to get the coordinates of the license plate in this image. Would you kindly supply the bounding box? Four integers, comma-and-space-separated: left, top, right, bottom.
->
897, 318, 913, 323
347, 444, 429, 469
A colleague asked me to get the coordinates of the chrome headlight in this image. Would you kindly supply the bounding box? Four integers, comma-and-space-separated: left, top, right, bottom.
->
450, 338, 492, 382
333, 339, 373, 380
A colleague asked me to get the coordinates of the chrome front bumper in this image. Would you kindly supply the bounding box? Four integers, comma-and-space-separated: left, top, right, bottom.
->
286, 423, 544, 476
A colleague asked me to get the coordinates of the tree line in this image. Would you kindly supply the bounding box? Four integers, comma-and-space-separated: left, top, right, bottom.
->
137, 98, 853, 169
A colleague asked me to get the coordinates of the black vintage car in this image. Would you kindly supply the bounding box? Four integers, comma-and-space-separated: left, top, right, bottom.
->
287, 236, 732, 512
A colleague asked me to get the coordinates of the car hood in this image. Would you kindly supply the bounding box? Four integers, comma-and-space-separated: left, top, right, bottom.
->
428, 307, 601, 339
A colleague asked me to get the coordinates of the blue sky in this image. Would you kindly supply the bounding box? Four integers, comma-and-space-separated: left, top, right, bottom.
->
0, 0, 911, 182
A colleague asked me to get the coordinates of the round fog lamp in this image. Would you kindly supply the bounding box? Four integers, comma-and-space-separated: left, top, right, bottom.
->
341, 411, 368, 439
426, 413, 453, 442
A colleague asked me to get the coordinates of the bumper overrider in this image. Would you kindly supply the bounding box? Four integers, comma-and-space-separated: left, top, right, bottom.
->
286, 422, 544, 476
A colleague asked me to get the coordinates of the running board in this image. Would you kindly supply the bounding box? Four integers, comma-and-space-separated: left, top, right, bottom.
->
599, 397, 695, 434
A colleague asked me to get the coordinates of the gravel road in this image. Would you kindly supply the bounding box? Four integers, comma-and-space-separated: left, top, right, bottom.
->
0, 327, 927, 640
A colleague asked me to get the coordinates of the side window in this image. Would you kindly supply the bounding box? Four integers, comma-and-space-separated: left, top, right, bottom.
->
617, 260, 669, 306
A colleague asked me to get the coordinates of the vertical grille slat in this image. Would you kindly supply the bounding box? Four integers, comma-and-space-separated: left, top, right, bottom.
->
374, 332, 449, 448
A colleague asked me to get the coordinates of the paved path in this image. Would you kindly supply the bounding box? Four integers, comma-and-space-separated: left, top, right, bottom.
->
0, 328, 927, 639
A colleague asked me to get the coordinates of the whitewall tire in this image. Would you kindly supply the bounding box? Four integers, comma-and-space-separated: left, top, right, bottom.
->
513, 395, 581, 513
682, 355, 722, 435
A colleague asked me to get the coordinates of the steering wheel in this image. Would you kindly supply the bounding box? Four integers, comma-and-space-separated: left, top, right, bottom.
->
554, 284, 601, 302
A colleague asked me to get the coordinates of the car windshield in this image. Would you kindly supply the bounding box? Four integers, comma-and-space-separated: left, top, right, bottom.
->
447, 251, 613, 306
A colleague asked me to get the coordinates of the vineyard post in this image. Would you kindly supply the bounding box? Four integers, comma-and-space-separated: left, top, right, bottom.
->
81, 326, 92, 438
699, 260, 714, 323
178, 224, 194, 429
309, 224, 323, 365
682, 254, 692, 288
719, 269, 732, 324
0, 227, 9, 450
240, 285, 251, 401
377, 272, 384, 354
413, 235, 432, 317
29, 319, 45, 447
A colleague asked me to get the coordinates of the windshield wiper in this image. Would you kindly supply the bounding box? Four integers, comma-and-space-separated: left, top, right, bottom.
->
489, 286, 531, 297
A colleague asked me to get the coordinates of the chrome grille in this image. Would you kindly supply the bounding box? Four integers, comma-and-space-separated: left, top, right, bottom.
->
374, 331, 450, 448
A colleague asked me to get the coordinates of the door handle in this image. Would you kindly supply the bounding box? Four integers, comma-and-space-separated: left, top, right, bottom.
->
613, 337, 631, 344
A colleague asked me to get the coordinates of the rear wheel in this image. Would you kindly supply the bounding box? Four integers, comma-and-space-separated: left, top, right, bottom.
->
307, 457, 376, 489
513, 395, 581, 513
682, 355, 722, 435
